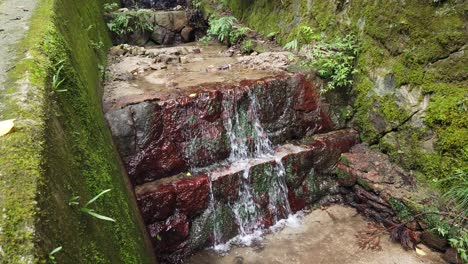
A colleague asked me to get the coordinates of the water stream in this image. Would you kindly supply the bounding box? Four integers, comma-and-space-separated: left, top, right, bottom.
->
209, 88, 294, 252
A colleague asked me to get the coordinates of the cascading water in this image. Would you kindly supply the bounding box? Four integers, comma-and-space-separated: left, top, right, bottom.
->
209, 87, 294, 252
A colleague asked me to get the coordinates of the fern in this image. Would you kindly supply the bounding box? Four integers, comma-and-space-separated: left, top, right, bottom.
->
107, 10, 153, 36
283, 39, 298, 51
207, 16, 237, 43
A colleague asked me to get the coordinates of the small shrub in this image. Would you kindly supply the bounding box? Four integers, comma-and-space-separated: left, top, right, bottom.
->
283, 39, 298, 51
440, 168, 468, 218
241, 39, 254, 54
305, 34, 359, 93
103, 3, 119, 13
229, 27, 250, 45
107, 10, 153, 36
206, 16, 236, 43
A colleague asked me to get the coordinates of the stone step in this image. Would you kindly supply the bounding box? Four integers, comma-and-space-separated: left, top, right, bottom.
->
134, 129, 358, 259
105, 73, 337, 185
122, 0, 188, 10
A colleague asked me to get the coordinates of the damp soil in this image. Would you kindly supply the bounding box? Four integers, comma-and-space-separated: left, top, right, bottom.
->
188, 205, 444, 264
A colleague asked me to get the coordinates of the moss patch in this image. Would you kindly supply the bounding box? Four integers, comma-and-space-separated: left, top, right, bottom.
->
0, 0, 154, 262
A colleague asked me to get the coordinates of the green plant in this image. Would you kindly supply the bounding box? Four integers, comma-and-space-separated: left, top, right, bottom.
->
71, 189, 116, 222
51, 59, 67, 92
266, 31, 278, 40
283, 39, 298, 51
229, 27, 250, 45
307, 34, 359, 93
283, 26, 321, 51
103, 3, 119, 13
107, 10, 153, 36
448, 230, 468, 263
440, 168, 468, 218
90, 40, 104, 51
241, 39, 254, 54
98, 64, 105, 82
48, 246, 62, 263
206, 16, 236, 43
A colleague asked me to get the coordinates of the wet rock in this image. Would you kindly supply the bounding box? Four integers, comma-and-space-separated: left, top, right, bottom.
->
151, 24, 167, 44
153, 11, 187, 32
211, 171, 241, 203
181, 26, 194, 42
174, 176, 210, 217
109, 46, 126, 56
105, 108, 136, 157
156, 54, 179, 64
288, 187, 307, 212
443, 248, 464, 264
126, 0, 187, 10
420, 231, 449, 252
188, 208, 214, 250
137, 183, 176, 223
148, 213, 190, 253
303, 129, 360, 172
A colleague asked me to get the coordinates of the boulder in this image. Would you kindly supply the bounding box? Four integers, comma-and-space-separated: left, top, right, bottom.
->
181, 26, 194, 42
420, 231, 449, 252
443, 248, 464, 264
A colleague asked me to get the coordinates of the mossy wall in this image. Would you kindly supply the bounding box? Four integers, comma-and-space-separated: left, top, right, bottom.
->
0, 0, 155, 263
224, 0, 467, 187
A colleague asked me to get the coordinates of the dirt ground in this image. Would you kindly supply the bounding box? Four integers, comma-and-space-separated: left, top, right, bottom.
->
188, 205, 444, 264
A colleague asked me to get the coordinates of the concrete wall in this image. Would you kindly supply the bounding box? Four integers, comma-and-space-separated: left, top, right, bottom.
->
0, 0, 155, 262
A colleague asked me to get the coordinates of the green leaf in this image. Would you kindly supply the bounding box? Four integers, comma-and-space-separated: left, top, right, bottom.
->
85, 189, 111, 207
81, 208, 116, 222
49, 246, 62, 256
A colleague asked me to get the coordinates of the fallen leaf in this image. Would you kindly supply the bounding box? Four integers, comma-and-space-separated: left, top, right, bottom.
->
0, 119, 15, 136
415, 247, 427, 256
186, 172, 192, 177
189, 93, 197, 98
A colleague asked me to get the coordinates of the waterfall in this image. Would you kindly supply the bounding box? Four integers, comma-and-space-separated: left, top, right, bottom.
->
209, 87, 293, 251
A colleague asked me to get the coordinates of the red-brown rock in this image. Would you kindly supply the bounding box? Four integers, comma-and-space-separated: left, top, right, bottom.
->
174, 175, 210, 217
443, 248, 464, 264
147, 213, 189, 253
136, 183, 176, 223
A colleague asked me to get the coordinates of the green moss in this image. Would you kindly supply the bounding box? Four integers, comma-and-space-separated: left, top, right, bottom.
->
0, 0, 154, 262
389, 197, 412, 222
356, 178, 372, 191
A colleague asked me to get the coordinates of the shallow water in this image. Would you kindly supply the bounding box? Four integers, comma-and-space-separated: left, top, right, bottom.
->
188, 205, 444, 264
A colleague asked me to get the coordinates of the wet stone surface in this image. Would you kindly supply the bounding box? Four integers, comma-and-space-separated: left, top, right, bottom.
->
134, 130, 358, 262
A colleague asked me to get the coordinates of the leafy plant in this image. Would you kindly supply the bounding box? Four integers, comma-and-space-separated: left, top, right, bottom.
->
440, 168, 468, 218
103, 3, 119, 13
229, 27, 250, 45
448, 231, 468, 263
90, 40, 104, 51
71, 189, 116, 222
283, 26, 321, 51
266, 31, 278, 40
307, 34, 359, 93
283, 39, 298, 51
206, 16, 236, 43
48, 246, 62, 263
51, 59, 67, 92
241, 39, 254, 54
107, 10, 153, 36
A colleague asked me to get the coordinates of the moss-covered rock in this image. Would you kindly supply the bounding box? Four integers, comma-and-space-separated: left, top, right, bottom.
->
222, 0, 467, 191
0, 0, 155, 263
